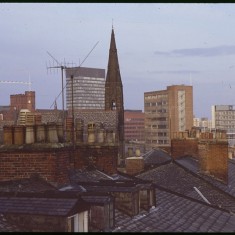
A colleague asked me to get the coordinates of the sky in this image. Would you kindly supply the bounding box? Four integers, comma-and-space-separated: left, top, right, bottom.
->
1, 3, 235, 119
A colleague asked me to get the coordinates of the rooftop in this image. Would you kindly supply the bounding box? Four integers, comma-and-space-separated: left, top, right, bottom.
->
0, 175, 57, 192
176, 156, 235, 197
137, 160, 235, 213
113, 188, 235, 232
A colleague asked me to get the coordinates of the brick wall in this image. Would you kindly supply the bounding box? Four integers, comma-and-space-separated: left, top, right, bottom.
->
125, 157, 144, 175
0, 144, 118, 185
0, 148, 70, 186
10, 91, 35, 112
171, 139, 198, 159
198, 140, 228, 183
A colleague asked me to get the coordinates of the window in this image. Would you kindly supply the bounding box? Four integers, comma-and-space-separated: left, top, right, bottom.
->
68, 211, 88, 232
68, 214, 78, 232
111, 100, 116, 110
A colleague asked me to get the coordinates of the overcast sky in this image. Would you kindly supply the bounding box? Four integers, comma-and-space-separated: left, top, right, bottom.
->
1, 3, 235, 119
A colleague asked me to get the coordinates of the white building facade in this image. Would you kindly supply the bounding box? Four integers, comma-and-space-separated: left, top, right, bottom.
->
211, 105, 235, 146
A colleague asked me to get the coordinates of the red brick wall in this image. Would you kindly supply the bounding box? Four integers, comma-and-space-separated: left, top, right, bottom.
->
0, 149, 70, 186
171, 139, 198, 159
0, 144, 118, 185
10, 91, 35, 112
198, 140, 228, 183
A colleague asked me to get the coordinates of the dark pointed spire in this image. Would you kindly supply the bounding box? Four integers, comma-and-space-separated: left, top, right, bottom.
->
105, 28, 123, 110
105, 28, 125, 166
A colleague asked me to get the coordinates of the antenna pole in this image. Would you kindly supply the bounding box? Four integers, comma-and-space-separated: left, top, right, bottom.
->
46, 51, 67, 142
71, 75, 75, 149
46, 41, 99, 144
61, 66, 65, 134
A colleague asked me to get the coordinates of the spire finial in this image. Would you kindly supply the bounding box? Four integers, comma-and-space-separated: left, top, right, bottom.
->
112, 18, 114, 30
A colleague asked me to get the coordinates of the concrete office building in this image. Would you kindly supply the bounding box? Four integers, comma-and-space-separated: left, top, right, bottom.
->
144, 85, 193, 150
212, 105, 235, 146
65, 67, 105, 111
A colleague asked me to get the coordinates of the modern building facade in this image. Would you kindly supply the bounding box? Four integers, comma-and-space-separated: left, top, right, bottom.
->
124, 110, 144, 142
212, 105, 235, 146
65, 67, 105, 111
144, 85, 193, 150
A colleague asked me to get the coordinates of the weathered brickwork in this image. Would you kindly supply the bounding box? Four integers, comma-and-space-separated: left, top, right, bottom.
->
125, 157, 144, 175
0, 144, 118, 185
0, 149, 70, 186
198, 140, 228, 183
171, 139, 199, 159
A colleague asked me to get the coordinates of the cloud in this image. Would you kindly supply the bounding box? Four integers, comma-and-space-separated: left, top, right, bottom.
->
147, 70, 200, 75
154, 45, 235, 57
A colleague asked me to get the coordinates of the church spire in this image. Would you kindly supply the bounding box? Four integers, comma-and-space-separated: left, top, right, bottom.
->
105, 28, 125, 166
105, 28, 123, 110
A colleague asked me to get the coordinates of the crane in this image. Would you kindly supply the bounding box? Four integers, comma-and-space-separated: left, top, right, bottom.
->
0, 80, 32, 91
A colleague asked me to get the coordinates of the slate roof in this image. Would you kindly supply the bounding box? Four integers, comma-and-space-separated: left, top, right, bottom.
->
77, 181, 139, 193
136, 161, 235, 213
59, 183, 87, 192
0, 176, 57, 192
176, 157, 235, 197
69, 167, 133, 183
113, 189, 235, 232
69, 168, 116, 183
142, 148, 172, 166
0, 196, 83, 216
81, 194, 113, 204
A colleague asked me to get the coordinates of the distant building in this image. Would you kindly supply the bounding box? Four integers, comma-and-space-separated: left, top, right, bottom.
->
65, 67, 105, 111
193, 117, 212, 130
144, 85, 193, 150
212, 105, 235, 146
124, 110, 144, 142
0, 92, 35, 124
10, 91, 35, 112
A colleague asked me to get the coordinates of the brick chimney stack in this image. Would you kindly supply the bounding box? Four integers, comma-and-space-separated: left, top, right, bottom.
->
198, 139, 228, 184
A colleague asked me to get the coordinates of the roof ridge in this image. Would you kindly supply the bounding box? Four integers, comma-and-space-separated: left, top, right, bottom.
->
174, 160, 235, 201
154, 184, 231, 214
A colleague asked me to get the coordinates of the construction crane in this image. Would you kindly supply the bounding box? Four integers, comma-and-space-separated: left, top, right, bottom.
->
0, 80, 32, 91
